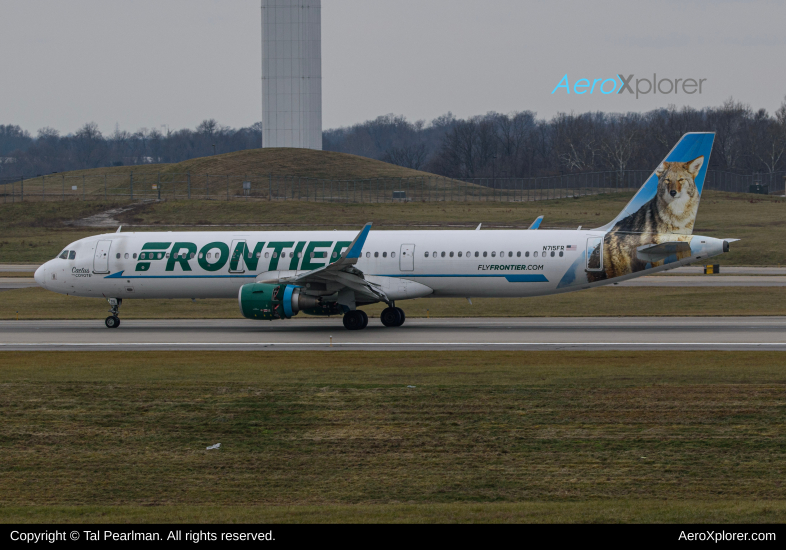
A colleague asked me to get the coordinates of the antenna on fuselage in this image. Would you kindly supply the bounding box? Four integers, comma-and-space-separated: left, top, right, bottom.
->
475, 224, 482, 231
116, 226, 122, 233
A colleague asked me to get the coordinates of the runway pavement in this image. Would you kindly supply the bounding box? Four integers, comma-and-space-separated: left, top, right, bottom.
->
1, 317, 785, 351
2, 271, 786, 290
616, 275, 786, 286
0, 278, 39, 290
0, 264, 40, 272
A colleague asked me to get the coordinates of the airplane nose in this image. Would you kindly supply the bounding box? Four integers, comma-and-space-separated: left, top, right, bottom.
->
34, 265, 46, 287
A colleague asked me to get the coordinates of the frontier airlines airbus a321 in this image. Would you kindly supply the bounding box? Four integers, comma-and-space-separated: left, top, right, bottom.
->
34, 133, 736, 330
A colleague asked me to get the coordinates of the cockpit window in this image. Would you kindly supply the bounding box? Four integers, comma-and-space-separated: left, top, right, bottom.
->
68, 251, 76, 260
58, 250, 69, 259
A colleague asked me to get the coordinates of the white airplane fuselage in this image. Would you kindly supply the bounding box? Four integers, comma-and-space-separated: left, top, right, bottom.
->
34, 229, 727, 302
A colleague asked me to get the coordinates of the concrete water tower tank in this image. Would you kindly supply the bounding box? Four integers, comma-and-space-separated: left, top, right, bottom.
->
261, 0, 322, 150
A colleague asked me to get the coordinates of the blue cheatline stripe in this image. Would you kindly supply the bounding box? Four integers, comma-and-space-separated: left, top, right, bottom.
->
105, 271, 548, 283
105, 271, 256, 279
380, 274, 549, 282
504, 275, 549, 282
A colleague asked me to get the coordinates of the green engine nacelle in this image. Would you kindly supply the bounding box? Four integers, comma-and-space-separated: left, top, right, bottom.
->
238, 283, 340, 320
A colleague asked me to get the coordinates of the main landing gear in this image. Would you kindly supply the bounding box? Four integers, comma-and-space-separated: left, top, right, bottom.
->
342, 305, 405, 330
105, 298, 122, 329
342, 309, 369, 330
381, 306, 405, 328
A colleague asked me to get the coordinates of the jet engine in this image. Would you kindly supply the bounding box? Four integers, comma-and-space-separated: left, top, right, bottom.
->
238, 283, 339, 320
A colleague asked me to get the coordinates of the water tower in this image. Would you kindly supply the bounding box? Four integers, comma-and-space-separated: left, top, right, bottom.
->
261, 0, 322, 150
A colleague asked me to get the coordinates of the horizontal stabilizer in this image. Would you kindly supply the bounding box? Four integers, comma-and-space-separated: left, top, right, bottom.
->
636, 241, 690, 262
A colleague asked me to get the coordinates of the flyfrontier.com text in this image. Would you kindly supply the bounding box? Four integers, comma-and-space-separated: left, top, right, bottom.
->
551, 74, 707, 98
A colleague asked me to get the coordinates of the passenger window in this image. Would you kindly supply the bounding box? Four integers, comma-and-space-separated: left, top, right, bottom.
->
491, 252, 496, 257
424, 251, 429, 258
475, 251, 479, 257
124, 253, 129, 259
432, 251, 437, 257
534, 252, 538, 258
256, 252, 261, 258
458, 251, 462, 257
508, 251, 513, 258
526, 251, 530, 257
449, 252, 454, 257
466, 251, 470, 257
265, 252, 270, 258
374, 252, 379, 258
191, 253, 195, 259
517, 251, 521, 257
366, 252, 371, 258
59, 250, 69, 259
559, 251, 564, 257
383, 252, 387, 258
550, 251, 555, 257
116, 253, 121, 259
391, 252, 396, 258
483, 252, 487, 257
441, 251, 446, 257
166, 253, 170, 258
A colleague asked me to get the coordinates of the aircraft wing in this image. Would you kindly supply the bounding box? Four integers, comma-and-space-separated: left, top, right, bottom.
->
278, 223, 389, 302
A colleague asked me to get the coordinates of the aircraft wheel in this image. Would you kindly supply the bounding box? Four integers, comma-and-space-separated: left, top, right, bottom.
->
342, 310, 365, 331
395, 307, 405, 326
381, 307, 402, 327
359, 310, 369, 329
105, 316, 120, 329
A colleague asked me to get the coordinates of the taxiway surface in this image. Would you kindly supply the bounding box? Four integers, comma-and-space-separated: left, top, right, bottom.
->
2, 317, 785, 351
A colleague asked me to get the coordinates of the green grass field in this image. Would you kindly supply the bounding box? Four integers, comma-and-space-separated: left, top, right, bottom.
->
0, 190, 784, 265
1, 351, 784, 523
2, 286, 785, 319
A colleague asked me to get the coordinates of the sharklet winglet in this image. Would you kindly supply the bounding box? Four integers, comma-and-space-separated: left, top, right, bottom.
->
528, 216, 544, 230
344, 223, 372, 260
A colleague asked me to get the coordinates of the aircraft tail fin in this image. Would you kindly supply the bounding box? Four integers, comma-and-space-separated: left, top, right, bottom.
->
598, 132, 715, 235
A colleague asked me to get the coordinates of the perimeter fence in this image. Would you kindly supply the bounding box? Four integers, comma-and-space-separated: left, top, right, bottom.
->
1, 169, 784, 204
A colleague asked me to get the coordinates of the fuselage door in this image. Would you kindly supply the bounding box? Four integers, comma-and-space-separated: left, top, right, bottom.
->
400, 244, 415, 271
586, 237, 603, 271
93, 240, 112, 273
229, 239, 246, 273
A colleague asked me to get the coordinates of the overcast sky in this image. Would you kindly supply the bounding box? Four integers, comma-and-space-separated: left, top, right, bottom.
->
1, 0, 784, 135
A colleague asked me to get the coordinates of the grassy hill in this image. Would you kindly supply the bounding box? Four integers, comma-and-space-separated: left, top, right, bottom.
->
12, 149, 452, 180
6, 148, 482, 203
162, 148, 445, 180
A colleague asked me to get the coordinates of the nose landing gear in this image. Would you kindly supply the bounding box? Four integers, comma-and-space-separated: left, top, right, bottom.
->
105, 298, 122, 329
